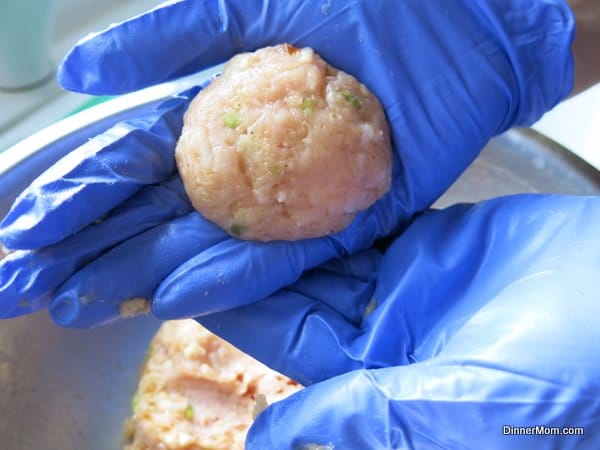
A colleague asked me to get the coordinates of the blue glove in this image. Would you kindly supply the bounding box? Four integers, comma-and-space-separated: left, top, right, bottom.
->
0, 0, 574, 326
197, 194, 600, 449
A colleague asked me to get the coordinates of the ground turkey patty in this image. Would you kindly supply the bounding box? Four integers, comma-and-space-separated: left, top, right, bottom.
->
123, 320, 300, 450
175, 44, 392, 241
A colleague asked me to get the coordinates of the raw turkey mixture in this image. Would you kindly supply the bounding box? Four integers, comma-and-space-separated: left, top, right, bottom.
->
123, 320, 301, 450
176, 43, 392, 241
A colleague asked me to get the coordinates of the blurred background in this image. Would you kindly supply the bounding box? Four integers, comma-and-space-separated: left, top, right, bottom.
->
0, 0, 599, 167
0, 0, 159, 151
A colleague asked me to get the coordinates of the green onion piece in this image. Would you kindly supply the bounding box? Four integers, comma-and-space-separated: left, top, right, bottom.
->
131, 393, 140, 413
339, 90, 362, 110
300, 97, 316, 113
184, 404, 194, 420
223, 111, 242, 128
270, 164, 282, 176
230, 223, 247, 236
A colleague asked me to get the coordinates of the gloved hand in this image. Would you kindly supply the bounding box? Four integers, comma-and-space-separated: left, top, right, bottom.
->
197, 194, 600, 449
0, 0, 574, 326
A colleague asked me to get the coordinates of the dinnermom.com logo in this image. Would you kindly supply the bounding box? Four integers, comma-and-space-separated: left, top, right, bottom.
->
503, 425, 585, 436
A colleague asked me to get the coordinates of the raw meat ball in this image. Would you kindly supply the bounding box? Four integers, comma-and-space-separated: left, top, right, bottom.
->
176, 44, 392, 241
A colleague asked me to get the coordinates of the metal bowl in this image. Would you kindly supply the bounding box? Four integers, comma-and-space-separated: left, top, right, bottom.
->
1, 70, 599, 449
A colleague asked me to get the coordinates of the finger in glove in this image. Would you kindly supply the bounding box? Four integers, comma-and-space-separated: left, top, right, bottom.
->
0, 87, 200, 250
0, 175, 192, 318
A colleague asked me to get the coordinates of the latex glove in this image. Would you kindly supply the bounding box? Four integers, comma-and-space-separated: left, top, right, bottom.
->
198, 194, 600, 449
0, 0, 574, 326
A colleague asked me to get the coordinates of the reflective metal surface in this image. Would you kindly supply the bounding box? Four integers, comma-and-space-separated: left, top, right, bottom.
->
435, 128, 600, 207
1, 78, 599, 450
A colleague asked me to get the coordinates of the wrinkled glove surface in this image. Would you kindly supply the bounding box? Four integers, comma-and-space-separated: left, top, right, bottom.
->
0, 0, 574, 326
198, 194, 600, 449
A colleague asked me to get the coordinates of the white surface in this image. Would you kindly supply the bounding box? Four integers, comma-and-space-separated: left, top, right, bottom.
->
533, 83, 600, 170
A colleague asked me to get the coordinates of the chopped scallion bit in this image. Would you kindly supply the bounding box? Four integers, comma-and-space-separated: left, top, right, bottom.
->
270, 164, 282, 176
339, 89, 362, 110
230, 223, 247, 236
300, 97, 316, 113
223, 111, 242, 128
184, 404, 194, 420
131, 393, 140, 413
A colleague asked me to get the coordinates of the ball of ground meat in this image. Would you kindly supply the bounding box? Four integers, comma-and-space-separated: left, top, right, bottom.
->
175, 44, 392, 241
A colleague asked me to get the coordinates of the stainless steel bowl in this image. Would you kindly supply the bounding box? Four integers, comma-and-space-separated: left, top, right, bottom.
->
1, 70, 599, 449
